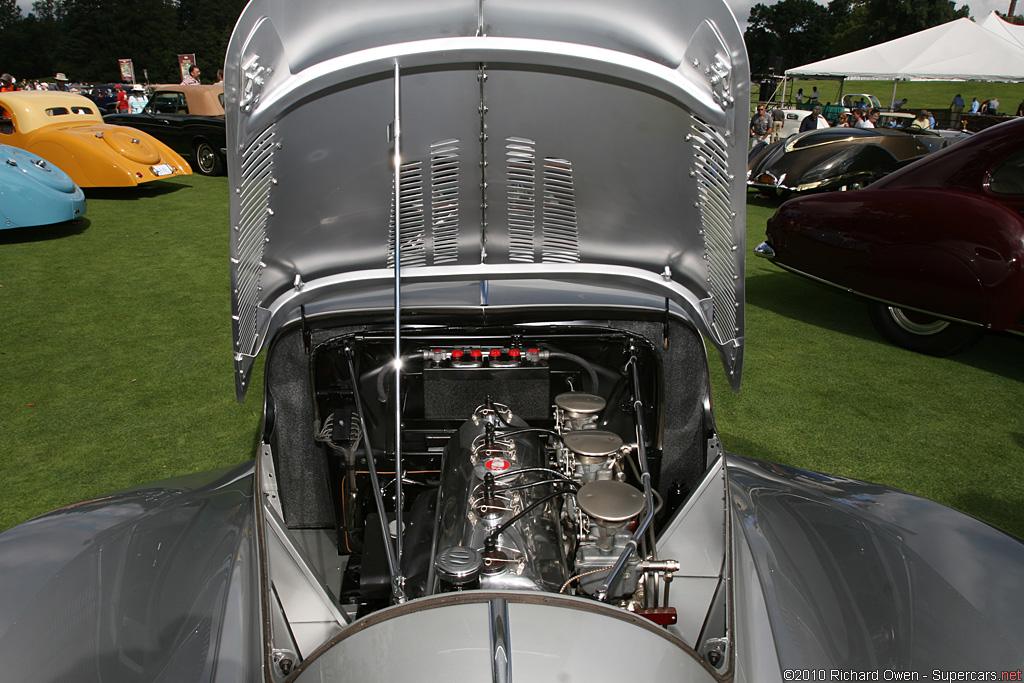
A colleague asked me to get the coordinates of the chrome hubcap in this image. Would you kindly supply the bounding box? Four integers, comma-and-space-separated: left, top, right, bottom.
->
888, 307, 950, 336
198, 146, 215, 172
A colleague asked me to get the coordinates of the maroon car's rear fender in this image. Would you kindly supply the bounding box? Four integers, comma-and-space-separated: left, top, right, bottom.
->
766, 189, 1024, 329
855, 244, 985, 322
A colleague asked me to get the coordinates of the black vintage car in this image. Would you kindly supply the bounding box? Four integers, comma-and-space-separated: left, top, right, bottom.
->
747, 126, 971, 196
103, 84, 227, 175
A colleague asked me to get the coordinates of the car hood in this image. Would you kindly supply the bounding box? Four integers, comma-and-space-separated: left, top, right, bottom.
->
223, 0, 749, 399
727, 455, 1024, 669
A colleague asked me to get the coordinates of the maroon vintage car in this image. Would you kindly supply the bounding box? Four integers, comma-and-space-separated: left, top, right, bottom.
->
755, 117, 1024, 355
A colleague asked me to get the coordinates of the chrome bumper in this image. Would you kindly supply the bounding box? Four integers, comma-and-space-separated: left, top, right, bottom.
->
754, 242, 775, 259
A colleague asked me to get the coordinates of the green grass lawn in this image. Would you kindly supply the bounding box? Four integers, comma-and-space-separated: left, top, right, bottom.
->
2, 176, 1022, 538
0, 176, 265, 531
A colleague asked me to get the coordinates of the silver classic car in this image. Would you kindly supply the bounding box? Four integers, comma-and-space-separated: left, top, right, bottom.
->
1, 0, 1022, 681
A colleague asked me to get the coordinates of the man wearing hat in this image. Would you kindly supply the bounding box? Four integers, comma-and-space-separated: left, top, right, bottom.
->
0, 74, 17, 92
54, 72, 69, 91
115, 84, 129, 112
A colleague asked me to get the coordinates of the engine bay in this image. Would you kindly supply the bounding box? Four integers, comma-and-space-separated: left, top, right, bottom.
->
256, 316, 723, 669
265, 322, 704, 623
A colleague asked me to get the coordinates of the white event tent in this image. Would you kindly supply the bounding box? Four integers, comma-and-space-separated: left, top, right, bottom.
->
782, 16, 1024, 106
977, 11, 1024, 50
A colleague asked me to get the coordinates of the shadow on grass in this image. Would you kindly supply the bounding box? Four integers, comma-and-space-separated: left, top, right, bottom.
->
0, 218, 91, 244
84, 180, 189, 201
748, 267, 1024, 382
747, 267, 874, 338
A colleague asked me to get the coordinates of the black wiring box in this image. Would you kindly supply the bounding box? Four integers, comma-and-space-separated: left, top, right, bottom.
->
422, 364, 550, 420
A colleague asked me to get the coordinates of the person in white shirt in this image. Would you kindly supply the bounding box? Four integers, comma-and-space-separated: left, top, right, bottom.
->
128, 85, 146, 114
856, 108, 880, 128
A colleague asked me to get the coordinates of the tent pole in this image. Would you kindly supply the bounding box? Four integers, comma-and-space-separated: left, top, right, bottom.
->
780, 76, 787, 106
890, 79, 898, 109
837, 77, 845, 103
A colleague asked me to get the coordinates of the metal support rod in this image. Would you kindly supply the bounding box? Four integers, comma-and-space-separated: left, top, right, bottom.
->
596, 350, 657, 601
344, 348, 400, 596
391, 61, 406, 581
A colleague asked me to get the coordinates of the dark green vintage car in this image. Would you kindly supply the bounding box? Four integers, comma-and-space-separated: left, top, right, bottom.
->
104, 84, 226, 176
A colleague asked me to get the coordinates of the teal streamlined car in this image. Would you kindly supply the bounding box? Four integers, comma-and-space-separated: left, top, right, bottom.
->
0, 144, 85, 229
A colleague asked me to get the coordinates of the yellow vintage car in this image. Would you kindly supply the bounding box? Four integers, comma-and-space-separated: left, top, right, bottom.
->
0, 91, 191, 187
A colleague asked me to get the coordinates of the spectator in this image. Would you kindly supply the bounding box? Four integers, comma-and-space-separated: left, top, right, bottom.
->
810, 86, 820, 105
986, 97, 1000, 115
1017, 98, 1024, 117
181, 65, 201, 86
770, 104, 785, 142
906, 112, 932, 132
54, 72, 69, 91
115, 84, 129, 113
949, 93, 964, 127
970, 97, 980, 114
0, 73, 16, 92
835, 112, 851, 127
749, 104, 773, 146
799, 105, 828, 132
128, 85, 146, 114
893, 98, 909, 111
216, 69, 224, 84
795, 88, 803, 106
856, 108, 880, 129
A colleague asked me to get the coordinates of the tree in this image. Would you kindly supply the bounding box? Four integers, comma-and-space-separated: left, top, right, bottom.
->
833, 0, 971, 47
744, 0, 832, 73
0, 0, 21, 31
745, 0, 973, 74
0, 0, 248, 83
177, 0, 249, 78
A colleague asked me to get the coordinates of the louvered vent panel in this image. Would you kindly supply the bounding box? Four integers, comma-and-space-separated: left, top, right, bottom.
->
430, 139, 460, 265
691, 117, 737, 343
234, 124, 275, 357
506, 137, 536, 263
388, 161, 426, 267
541, 158, 580, 263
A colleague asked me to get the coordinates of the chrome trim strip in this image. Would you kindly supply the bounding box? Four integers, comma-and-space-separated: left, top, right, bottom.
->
489, 598, 512, 683
242, 36, 730, 137
770, 261, 984, 328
